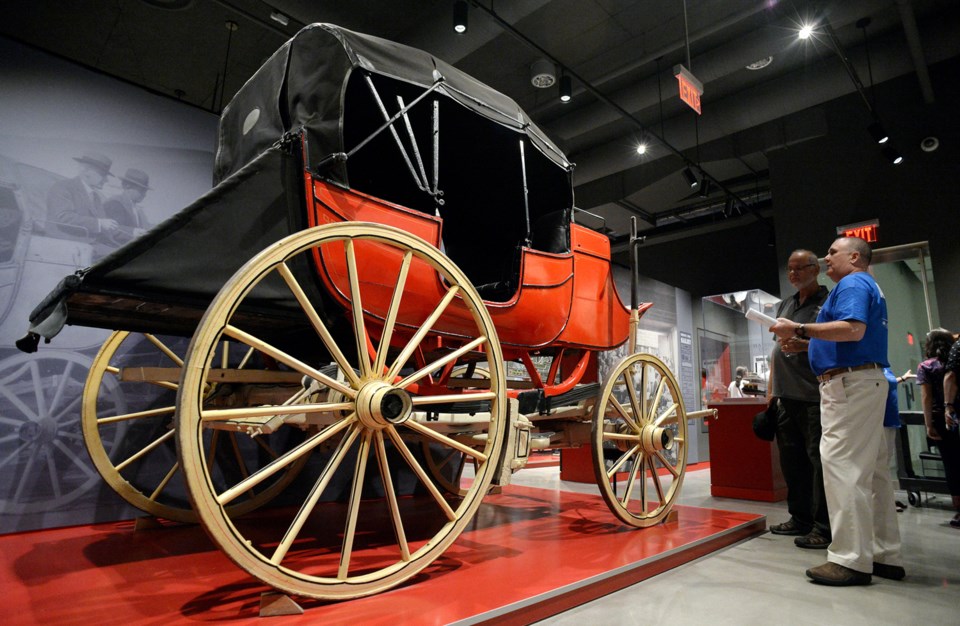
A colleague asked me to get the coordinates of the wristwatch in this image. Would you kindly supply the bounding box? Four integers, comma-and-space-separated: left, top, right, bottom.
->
795, 323, 807, 338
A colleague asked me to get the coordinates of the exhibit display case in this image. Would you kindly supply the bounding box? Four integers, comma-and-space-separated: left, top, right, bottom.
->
699, 289, 780, 404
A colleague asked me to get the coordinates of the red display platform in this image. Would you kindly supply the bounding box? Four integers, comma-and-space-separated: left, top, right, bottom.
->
2, 485, 763, 625
707, 400, 787, 501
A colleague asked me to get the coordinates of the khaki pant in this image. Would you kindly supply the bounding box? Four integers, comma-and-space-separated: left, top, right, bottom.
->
819, 368, 902, 573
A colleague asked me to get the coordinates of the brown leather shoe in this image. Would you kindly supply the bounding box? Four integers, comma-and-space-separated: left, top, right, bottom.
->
806, 562, 871, 586
872, 563, 906, 580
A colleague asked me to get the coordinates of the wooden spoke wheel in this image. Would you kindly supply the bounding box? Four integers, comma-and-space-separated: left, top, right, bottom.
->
421, 365, 489, 496
82, 331, 309, 523
177, 223, 506, 601
591, 353, 687, 527
421, 441, 475, 497
0, 351, 104, 514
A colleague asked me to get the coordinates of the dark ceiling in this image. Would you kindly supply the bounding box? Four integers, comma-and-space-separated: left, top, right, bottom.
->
5, 0, 959, 255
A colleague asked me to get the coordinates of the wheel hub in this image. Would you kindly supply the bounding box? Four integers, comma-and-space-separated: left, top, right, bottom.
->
355, 381, 413, 429
640, 424, 673, 453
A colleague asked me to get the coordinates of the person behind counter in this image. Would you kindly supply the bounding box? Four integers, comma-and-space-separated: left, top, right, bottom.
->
728, 366, 748, 398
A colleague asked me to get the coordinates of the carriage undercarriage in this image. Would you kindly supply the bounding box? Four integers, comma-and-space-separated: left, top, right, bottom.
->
76, 221, 713, 601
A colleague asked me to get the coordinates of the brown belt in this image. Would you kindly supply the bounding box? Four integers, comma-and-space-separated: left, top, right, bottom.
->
817, 363, 882, 383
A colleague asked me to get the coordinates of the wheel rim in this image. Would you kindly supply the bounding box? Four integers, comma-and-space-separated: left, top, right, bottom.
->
82, 331, 309, 523
592, 353, 687, 527
177, 223, 505, 600
0, 351, 103, 514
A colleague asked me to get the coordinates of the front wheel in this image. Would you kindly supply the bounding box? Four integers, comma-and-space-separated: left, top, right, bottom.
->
591, 353, 687, 527
177, 223, 506, 600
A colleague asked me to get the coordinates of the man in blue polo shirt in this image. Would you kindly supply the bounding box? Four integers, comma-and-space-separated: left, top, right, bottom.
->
771, 236, 903, 586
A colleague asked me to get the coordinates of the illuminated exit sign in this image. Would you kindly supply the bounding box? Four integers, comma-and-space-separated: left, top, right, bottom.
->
836, 219, 880, 243
673, 64, 703, 115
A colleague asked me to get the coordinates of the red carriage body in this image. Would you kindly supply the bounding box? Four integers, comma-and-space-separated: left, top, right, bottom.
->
308, 179, 629, 354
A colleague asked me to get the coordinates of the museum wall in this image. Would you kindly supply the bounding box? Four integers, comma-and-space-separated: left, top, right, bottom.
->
610, 266, 701, 463
0, 36, 217, 532
629, 220, 781, 300
622, 57, 958, 330
769, 56, 960, 330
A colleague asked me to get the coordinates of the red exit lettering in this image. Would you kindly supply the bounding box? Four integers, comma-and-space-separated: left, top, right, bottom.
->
842, 224, 879, 242
677, 74, 702, 115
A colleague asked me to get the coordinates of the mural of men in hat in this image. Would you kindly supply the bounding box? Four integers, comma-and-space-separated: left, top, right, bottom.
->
46, 151, 120, 242
103, 168, 152, 247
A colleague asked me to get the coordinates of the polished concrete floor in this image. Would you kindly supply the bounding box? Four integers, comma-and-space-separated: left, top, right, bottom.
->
509, 463, 959, 626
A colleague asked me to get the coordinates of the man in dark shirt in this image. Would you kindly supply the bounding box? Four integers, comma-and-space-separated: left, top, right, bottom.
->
767, 250, 831, 549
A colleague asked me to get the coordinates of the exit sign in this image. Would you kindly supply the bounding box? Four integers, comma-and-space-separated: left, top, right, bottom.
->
673, 64, 703, 115
836, 219, 880, 243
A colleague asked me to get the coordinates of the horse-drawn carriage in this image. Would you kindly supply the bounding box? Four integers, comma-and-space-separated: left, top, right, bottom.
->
20, 23, 711, 601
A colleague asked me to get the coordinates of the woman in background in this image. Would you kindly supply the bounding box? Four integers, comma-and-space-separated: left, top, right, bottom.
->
916, 329, 960, 527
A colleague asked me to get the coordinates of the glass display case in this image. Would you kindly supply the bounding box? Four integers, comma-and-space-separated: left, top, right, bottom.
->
699, 289, 780, 403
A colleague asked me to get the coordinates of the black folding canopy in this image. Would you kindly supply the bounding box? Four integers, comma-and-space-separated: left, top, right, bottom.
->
19, 23, 575, 350
217, 23, 571, 186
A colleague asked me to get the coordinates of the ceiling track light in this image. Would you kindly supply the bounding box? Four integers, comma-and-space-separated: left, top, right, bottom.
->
453, 1, 468, 34
559, 74, 571, 103
868, 122, 889, 144
881, 145, 903, 165
699, 176, 711, 197
682, 167, 699, 189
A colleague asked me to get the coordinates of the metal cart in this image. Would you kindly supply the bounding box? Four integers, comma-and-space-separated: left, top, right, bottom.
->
896, 410, 951, 506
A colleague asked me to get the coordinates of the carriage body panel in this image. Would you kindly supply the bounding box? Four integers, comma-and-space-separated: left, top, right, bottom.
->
307, 175, 627, 352
553, 224, 630, 349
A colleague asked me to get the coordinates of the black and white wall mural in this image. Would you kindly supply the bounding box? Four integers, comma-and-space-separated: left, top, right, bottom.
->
0, 36, 216, 532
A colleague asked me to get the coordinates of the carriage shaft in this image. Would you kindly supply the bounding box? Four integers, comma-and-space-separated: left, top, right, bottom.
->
119, 367, 304, 384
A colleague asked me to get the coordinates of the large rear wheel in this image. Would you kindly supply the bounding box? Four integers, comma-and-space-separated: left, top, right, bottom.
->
82, 331, 309, 523
177, 223, 506, 600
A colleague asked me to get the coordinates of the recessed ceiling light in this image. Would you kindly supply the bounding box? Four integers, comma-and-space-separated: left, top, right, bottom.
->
745, 56, 773, 71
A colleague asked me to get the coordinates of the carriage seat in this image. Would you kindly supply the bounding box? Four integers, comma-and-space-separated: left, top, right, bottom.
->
472, 209, 571, 302
530, 208, 571, 255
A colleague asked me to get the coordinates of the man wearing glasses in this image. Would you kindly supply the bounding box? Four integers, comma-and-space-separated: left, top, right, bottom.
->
771, 236, 902, 586
766, 250, 831, 550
